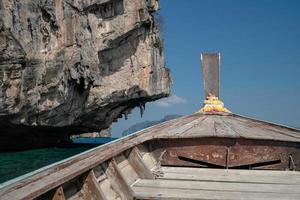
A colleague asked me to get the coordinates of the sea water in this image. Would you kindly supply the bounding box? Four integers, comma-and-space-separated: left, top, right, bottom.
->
0, 146, 95, 183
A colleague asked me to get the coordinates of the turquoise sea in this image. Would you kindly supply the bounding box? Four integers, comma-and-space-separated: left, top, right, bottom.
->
0, 146, 96, 184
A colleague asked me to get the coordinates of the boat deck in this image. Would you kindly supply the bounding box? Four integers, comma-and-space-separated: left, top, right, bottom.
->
1, 113, 300, 199
133, 167, 300, 199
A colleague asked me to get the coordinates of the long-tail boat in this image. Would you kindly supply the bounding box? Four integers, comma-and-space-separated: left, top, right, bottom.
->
1, 53, 300, 200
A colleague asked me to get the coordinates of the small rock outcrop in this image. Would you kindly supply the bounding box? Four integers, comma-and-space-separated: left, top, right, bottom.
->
0, 0, 171, 150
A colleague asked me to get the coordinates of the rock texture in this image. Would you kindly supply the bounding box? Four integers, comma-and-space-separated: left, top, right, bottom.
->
74, 126, 112, 138
0, 0, 171, 150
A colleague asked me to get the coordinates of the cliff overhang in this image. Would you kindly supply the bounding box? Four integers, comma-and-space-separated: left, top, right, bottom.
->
0, 0, 171, 151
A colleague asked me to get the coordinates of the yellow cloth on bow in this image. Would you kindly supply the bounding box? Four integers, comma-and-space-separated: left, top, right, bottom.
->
199, 94, 231, 113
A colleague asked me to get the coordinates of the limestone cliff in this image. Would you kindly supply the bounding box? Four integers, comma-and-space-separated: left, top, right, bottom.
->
0, 0, 171, 150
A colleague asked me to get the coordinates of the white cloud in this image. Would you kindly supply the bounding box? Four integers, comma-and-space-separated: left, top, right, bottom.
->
154, 95, 187, 107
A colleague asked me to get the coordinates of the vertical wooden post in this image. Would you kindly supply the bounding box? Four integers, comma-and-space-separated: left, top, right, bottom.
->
201, 53, 221, 98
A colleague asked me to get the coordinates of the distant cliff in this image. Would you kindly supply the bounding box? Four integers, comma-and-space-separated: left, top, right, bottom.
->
122, 114, 182, 136
0, 0, 171, 151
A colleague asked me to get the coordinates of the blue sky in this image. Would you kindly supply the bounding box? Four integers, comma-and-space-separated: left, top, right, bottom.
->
112, 0, 300, 136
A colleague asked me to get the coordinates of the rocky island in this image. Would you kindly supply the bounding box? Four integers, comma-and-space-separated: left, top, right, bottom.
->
0, 0, 171, 151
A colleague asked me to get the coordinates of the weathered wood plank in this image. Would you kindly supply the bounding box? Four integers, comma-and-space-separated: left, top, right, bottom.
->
161, 167, 300, 176
161, 172, 300, 185
97, 177, 120, 200
160, 168, 300, 184
234, 114, 300, 139
52, 186, 65, 200
137, 145, 157, 170
133, 179, 300, 194
155, 114, 300, 142
80, 170, 107, 200
133, 187, 300, 200
225, 115, 300, 141
184, 116, 218, 137
103, 159, 134, 200
213, 115, 239, 137
128, 147, 154, 179
156, 114, 203, 138
222, 116, 277, 140
166, 117, 205, 136
115, 154, 139, 185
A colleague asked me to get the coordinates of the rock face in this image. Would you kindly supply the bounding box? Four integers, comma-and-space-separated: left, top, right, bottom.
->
0, 0, 171, 150
74, 126, 112, 138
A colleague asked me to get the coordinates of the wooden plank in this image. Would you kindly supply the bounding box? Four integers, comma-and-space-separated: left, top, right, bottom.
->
213, 115, 239, 137
128, 147, 154, 179
115, 154, 139, 185
133, 187, 300, 200
183, 116, 217, 137
103, 159, 134, 199
137, 145, 158, 170
161, 167, 300, 176
133, 179, 300, 194
156, 114, 203, 138
234, 114, 300, 140
161, 172, 300, 185
98, 177, 120, 200
80, 170, 107, 200
158, 167, 300, 185
155, 114, 300, 142
223, 115, 300, 142
201, 53, 220, 98
222, 116, 278, 140
166, 117, 205, 136
141, 152, 157, 170
52, 186, 65, 200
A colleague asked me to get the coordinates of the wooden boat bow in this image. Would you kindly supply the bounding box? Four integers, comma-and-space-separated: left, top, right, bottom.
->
1, 53, 300, 199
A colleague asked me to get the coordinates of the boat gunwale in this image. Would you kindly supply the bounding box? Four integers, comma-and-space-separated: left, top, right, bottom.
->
0, 114, 190, 198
